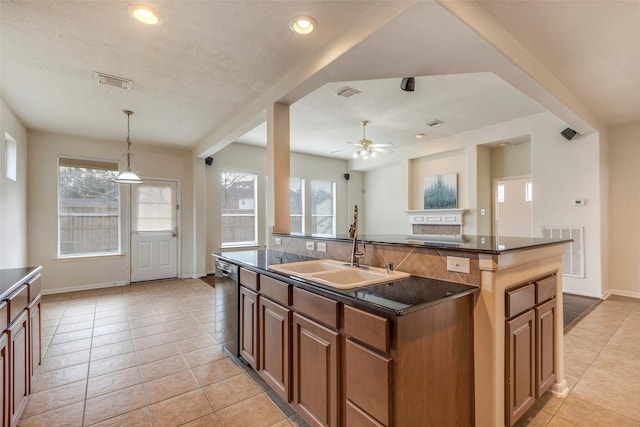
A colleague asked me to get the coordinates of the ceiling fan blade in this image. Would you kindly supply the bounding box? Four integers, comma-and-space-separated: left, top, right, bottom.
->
370, 142, 393, 147
331, 147, 352, 154
372, 147, 393, 153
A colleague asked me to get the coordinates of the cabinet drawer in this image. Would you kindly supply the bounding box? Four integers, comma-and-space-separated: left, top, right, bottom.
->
536, 275, 556, 304
260, 276, 291, 306
240, 268, 259, 291
346, 400, 385, 427
27, 274, 42, 304
293, 287, 339, 329
7, 284, 28, 325
346, 339, 391, 426
0, 301, 6, 331
506, 283, 535, 318
344, 305, 389, 353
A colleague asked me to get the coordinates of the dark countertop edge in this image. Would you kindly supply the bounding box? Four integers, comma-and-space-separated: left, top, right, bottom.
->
0, 266, 42, 301
273, 233, 572, 255
213, 252, 479, 317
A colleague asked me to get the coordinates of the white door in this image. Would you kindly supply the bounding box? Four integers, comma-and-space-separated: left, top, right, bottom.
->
494, 177, 533, 237
130, 180, 179, 282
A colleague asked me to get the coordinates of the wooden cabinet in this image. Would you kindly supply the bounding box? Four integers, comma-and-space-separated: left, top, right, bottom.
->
0, 332, 8, 427
292, 312, 339, 427
506, 309, 536, 426
536, 298, 557, 396
8, 310, 28, 427
239, 286, 259, 369
505, 274, 557, 426
258, 296, 291, 401
28, 295, 42, 387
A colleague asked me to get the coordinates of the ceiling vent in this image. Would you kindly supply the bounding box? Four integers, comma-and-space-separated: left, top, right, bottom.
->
94, 72, 133, 91
425, 119, 443, 127
335, 86, 362, 98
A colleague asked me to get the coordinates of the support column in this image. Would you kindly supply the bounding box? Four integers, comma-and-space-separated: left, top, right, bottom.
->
266, 102, 290, 237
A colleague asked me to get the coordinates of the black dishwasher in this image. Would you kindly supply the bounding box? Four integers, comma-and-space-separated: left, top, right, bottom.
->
214, 259, 239, 357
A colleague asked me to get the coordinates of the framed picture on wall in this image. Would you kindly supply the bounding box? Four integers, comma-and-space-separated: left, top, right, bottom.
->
424, 173, 457, 209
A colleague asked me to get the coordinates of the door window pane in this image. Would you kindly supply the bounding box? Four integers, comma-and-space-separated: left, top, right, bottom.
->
311, 180, 336, 236
133, 182, 176, 231
58, 157, 120, 256
221, 172, 258, 246
290, 177, 305, 234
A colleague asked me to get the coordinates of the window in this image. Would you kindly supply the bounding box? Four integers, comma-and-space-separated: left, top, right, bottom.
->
221, 172, 258, 247
311, 180, 336, 236
4, 132, 17, 181
290, 177, 305, 234
58, 157, 120, 257
525, 181, 533, 202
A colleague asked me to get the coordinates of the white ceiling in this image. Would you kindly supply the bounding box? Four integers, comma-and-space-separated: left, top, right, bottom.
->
2, 1, 639, 159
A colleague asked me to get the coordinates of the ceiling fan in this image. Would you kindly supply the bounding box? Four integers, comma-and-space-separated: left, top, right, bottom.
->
333, 120, 393, 159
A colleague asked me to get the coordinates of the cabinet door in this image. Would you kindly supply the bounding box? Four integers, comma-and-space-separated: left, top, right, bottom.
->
0, 332, 9, 427
9, 310, 29, 427
536, 298, 557, 397
29, 295, 42, 387
292, 312, 339, 427
240, 286, 259, 369
506, 309, 535, 427
345, 339, 391, 426
258, 297, 291, 402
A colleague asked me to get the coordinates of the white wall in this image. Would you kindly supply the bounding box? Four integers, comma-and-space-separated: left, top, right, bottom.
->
0, 99, 28, 269
363, 162, 405, 234
608, 121, 640, 298
356, 112, 604, 297
491, 141, 531, 178
27, 130, 195, 293
205, 142, 358, 273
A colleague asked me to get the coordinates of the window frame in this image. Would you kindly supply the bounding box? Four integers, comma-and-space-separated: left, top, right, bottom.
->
57, 156, 122, 258
310, 180, 336, 236
220, 171, 259, 248
289, 177, 305, 235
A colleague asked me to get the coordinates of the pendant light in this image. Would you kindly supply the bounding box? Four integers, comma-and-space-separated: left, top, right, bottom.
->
113, 110, 143, 184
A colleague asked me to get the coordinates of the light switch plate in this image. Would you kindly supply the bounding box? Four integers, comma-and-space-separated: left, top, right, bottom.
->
305, 241, 315, 251
274, 237, 282, 245
447, 256, 470, 274
317, 242, 327, 252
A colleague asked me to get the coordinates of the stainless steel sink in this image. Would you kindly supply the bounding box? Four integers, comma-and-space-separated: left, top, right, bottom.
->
268, 259, 409, 289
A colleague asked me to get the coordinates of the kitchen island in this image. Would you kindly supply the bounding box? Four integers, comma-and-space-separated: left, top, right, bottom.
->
217, 233, 569, 426
216, 249, 479, 426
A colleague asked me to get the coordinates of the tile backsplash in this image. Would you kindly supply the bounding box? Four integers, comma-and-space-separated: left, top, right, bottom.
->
269, 234, 480, 286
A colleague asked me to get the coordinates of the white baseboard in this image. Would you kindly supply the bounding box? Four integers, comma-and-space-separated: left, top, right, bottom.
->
42, 281, 127, 295
180, 273, 207, 279
601, 289, 640, 300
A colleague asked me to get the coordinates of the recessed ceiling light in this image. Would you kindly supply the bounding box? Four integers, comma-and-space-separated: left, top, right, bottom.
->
289, 16, 317, 35
128, 4, 162, 25
416, 133, 425, 139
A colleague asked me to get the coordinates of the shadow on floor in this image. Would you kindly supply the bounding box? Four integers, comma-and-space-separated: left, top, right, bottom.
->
563, 292, 600, 332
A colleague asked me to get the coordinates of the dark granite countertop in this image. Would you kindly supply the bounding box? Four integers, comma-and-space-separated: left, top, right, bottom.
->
274, 233, 571, 254
214, 250, 478, 316
0, 266, 42, 300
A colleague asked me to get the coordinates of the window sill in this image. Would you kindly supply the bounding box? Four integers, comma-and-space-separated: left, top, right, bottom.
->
55, 253, 124, 262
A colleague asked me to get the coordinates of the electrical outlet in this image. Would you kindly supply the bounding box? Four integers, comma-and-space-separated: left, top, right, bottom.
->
275, 237, 282, 245
447, 256, 470, 274
317, 242, 327, 252
305, 241, 315, 251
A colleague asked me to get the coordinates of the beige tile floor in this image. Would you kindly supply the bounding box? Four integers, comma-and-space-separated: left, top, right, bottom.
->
516, 295, 640, 427
19, 279, 640, 426
19, 278, 307, 427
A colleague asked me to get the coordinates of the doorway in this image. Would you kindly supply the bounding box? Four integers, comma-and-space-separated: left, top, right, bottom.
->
130, 179, 179, 282
493, 176, 532, 237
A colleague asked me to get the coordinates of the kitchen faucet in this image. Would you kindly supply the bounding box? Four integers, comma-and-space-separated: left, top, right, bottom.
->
348, 205, 365, 267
